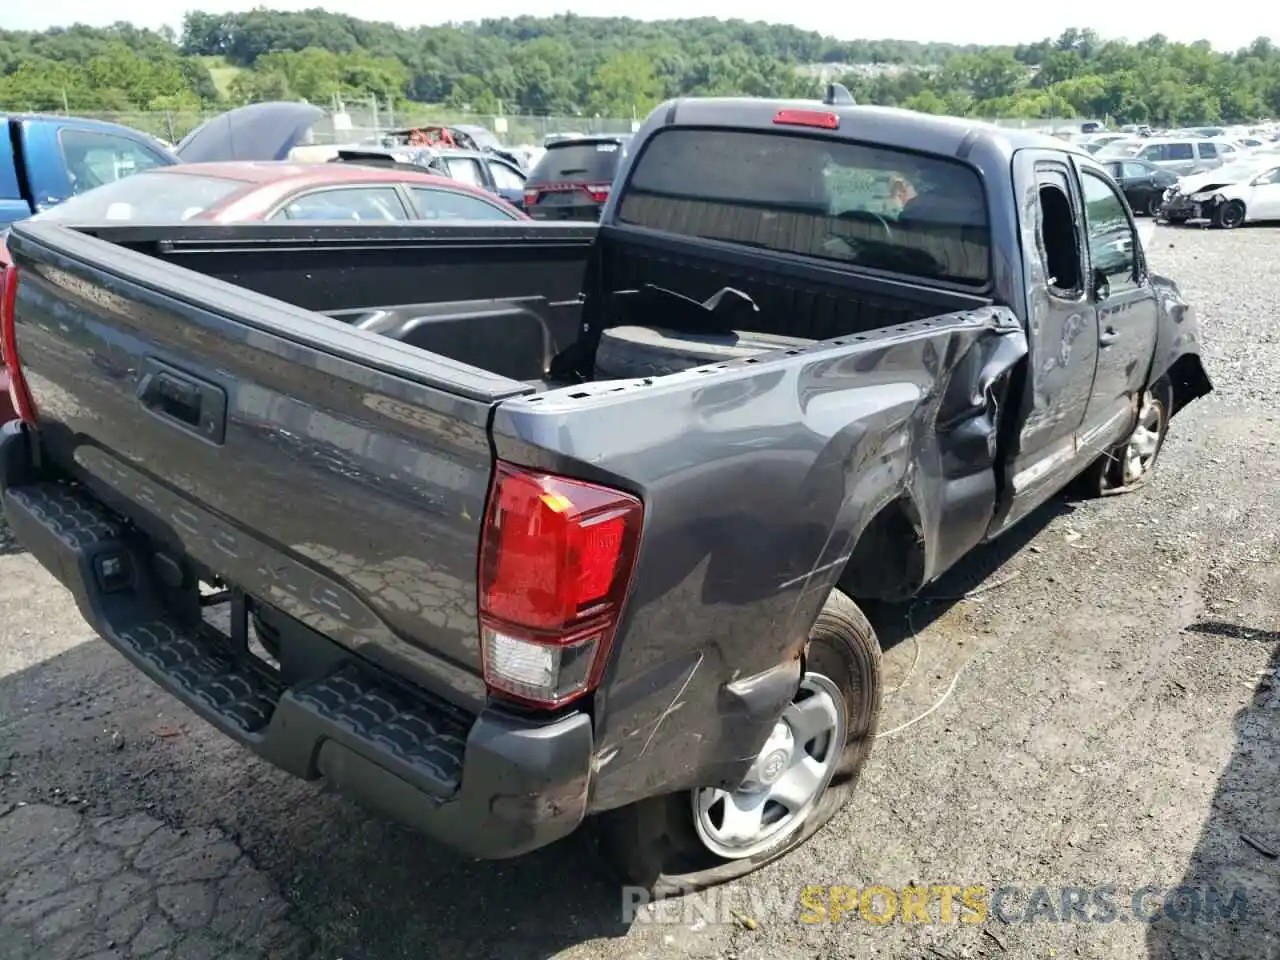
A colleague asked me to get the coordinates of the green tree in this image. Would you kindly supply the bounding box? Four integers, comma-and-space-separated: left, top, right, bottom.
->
586, 52, 661, 116
2, 12, 1279, 128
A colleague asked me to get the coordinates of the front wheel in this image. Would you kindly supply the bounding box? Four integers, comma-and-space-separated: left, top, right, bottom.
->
1147, 195, 1164, 217
1214, 200, 1246, 229
590, 589, 881, 897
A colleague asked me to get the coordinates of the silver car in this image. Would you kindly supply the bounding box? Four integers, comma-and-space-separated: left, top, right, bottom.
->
1132, 137, 1243, 175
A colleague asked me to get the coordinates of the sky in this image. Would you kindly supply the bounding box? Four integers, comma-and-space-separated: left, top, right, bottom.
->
4, 0, 1270, 52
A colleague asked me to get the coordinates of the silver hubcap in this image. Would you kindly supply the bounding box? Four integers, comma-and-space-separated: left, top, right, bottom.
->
691, 672, 846, 860
1122, 396, 1164, 485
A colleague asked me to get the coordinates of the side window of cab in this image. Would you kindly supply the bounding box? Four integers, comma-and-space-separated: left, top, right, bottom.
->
1034, 166, 1084, 299
1080, 170, 1141, 295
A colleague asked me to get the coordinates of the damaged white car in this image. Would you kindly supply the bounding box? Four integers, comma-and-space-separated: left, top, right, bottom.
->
1160, 159, 1280, 228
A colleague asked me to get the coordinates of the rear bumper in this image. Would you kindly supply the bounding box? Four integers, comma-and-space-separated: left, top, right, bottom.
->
527, 204, 603, 222
0, 421, 593, 859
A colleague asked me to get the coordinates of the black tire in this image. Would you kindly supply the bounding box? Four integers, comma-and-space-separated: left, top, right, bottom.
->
1214, 200, 1246, 229
1147, 195, 1163, 217
590, 589, 881, 898
593, 325, 815, 379
1074, 378, 1173, 498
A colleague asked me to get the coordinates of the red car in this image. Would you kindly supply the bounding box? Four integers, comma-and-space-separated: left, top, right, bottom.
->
0, 162, 527, 422
21, 161, 530, 225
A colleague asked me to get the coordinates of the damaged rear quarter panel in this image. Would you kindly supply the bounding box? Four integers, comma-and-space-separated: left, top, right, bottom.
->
1149, 272, 1213, 411
489, 307, 1027, 811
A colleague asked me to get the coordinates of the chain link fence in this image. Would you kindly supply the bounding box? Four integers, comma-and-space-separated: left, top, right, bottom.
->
12, 105, 640, 147
317, 104, 639, 147
10, 104, 1084, 147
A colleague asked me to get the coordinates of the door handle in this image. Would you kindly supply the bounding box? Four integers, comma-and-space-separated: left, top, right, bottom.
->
140, 372, 202, 424
136, 358, 227, 444
1099, 327, 1120, 347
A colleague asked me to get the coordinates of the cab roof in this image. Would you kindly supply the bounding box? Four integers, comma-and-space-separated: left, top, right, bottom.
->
653, 98, 1090, 162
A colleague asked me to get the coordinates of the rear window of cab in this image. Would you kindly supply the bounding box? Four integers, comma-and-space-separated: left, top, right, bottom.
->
617, 128, 990, 287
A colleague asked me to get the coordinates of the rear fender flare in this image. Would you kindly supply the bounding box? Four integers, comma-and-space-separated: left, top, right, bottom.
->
1148, 274, 1212, 417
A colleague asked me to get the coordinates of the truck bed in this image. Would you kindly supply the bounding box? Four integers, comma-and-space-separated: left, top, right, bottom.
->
4, 218, 1022, 800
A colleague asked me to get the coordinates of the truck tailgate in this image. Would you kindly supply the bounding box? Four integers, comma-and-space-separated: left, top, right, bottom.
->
6, 222, 525, 713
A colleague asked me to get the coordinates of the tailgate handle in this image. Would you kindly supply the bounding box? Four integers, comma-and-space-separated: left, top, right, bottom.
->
136, 360, 228, 445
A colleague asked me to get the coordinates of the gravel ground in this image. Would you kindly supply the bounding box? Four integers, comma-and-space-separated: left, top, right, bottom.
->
1, 223, 1277, 960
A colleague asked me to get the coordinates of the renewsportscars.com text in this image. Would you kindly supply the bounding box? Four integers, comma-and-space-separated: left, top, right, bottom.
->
623, 883, 1250, 926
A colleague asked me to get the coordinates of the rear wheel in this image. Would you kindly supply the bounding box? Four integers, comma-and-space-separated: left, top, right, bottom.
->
590, 589, 881, 897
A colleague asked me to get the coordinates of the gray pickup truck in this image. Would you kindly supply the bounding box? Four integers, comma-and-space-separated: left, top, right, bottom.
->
0, 94, 1211, 895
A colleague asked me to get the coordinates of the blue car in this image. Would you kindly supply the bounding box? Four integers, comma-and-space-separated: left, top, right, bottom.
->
2, 102, 326, 230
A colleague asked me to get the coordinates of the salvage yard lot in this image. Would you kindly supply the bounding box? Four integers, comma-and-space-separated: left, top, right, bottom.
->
1, 224, 1277, 960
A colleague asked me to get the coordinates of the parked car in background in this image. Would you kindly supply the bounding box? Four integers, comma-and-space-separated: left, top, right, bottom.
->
434, 148, 528, 208
1126, 136, 1243, 175
1095, 137, 1147, 158
523, 134, 631, 221
1160, 157, 1280, 228
1, 113, 178, 229
1081, 133, 1130, 154
1101, 157, 1179, 216
375, 125, 527, 171
329, 145, 528, 209
2, 102, 332, 231
328, 145, 441, 171
450, 124, 518, 161
27, 161, 528, 225
175, 102, 324, 163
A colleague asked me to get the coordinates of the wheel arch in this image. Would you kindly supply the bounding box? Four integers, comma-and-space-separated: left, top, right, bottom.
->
1155, 352, 1213, 419
835, 492, 928, 604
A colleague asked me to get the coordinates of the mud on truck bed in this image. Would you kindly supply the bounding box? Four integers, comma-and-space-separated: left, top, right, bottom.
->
0, 93, 1210, 895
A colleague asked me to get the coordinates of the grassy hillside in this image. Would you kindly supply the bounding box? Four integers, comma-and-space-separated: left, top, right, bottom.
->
197, 55, 244, 100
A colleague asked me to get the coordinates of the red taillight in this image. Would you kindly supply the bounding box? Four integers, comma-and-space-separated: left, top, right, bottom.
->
478, 461, 643, 708
523, 188, 539, 206
773, 109, 840, 130
0, 260, 36, 424
584, 183, 611, 203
